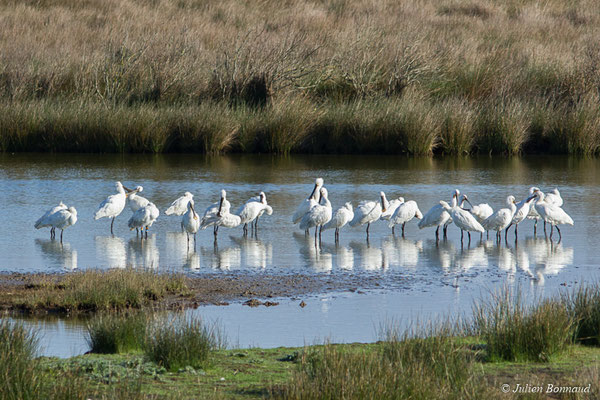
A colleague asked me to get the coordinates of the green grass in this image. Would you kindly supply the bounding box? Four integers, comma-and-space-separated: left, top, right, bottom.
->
143, 316, 226, 372
85, 312, 148, 354
473, 288, 575, 362
7, 268, 190, 313
564, 283, 600, 346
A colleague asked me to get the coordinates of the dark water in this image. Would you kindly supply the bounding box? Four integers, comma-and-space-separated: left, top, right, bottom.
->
1, 154, 599, 356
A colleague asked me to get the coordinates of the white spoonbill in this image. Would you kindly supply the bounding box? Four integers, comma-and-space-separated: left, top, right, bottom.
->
181, 200, 200, 249
128, 202, 159, 238
35, 202, 67, 239
522, 187, 541, 234
322, 202, 354, 243
292, 178, 324, 232
439, 194, 484, 242
94, 181, 128, 234
418, 190, 462, 240
508, 194, 536, 238
299, 187, 332, 243
481, 196, 517, 241
249, 192, 273, 229
533, 190, 573, 241
201, 190, 231, 235
466, 198, 493, 239
165, 192, 194, 216
379, 194, 404, 221
123, 185, 149, 212
46, 206, 78, 243
349, 192, 385, 240
236, 192, 273, 235
388, 200, 423, 236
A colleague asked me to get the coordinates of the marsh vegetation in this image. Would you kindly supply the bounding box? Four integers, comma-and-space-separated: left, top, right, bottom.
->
1, 0, 600, 155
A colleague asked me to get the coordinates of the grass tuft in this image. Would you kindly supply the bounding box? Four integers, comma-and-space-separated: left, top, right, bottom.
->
564, 283, 600, 346
85, 312, 148, 354
143, 316, 226, 372
474, 288, 574, 362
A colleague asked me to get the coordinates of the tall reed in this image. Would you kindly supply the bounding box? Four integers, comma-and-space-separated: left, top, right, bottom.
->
85, 312, 148, 354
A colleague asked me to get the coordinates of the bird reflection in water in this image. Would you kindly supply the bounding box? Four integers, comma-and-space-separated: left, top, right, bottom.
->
200, 242, 241, 271
166, 232, 200, 270
230, 236, 272, 270
35, 239, 78, 271
293, 232, 332, 272
94, 236, 126, 269
381, 235, 424, 269
127, 234, 159, 269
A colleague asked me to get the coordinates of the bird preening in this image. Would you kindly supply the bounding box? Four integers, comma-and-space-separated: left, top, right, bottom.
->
35, 180, 574, 247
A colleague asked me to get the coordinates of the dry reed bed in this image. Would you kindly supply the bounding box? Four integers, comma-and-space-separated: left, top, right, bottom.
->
1, 0, 600, 154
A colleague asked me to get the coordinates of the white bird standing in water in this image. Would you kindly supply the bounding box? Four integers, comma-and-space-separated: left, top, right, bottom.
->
123, 185, 149, 212
128, 202, 159, 238
388, 200, 423, 236
181, 200, 200, 249
292, 178, 324, 233
349, 192, 385, 240
35, 202, 67, 239
46, 206, 78, 243
379, 193, 404, 222
201, 190, 231, 236
418, 190, 462, 240
508, 193, 537, 238
94, 181, 128, 234
165, 192, 194, 216
322, 202, 354, 243
299, 187, 332, 244
439, 192, 484, 242
236, 192, 273, 235
466, 198, 493, 239
534, 190, 573, 241
482, 196, 517, 241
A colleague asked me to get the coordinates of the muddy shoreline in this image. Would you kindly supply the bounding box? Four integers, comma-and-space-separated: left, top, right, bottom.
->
0, 271, 384, 315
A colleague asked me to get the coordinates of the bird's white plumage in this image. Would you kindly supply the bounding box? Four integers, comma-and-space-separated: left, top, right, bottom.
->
440, 199, 484, 233
292, 178, 323, 224
127, 186, 149, 212
182, 200, 200, 234
299, 188, 332, 231
534, 191, 573, 227
323, 202, 354, 231
512, 196, 535, 225
470, 203, 493, 224
35, 202, 67, 229
482, 196, 516, 232
349, 192, 384, 227
47, 206, 78, 231
379, 194, 404, 221
165, 192, 194, 216
545, 188, 563, 207
201, 190, 231, 229
388, 200, 423, 228
94, 182, 127, 220
236, 192, 272, 224
128, 202, 159, 231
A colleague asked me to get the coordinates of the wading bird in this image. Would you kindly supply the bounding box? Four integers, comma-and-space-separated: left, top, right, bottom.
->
236, 192, 273, 235
418, 190, 460, 240
35, 202, 67, 239
182, 200, 200, 249
299, 187, 332, 244
94, 181, 128, 234
379, 194, 404, 223
128, 202, 159, 238
349, 192, 385, 240
481, 196, 517, 242
201, 190, 231, 236
123, 185, 149, 212
533, 190, 573, 241
439, 193, 484, 242
467, 199, 493, 239
322, 202, 354, 243
165, 191, 194, 231
508, 194, 537, 238
46, 206, 78, 243
388, 200, 423, 236
292, 178, 324, 233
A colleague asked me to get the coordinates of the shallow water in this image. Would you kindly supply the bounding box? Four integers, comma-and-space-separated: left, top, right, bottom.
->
1, 154, 600, 356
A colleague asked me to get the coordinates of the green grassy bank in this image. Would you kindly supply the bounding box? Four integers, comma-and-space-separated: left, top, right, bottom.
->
1, 0, 600, 155
2, 283, 600, 399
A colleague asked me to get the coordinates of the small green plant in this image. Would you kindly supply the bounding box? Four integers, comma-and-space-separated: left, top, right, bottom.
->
85, 312, 148, 354
143, 316, 225, 372
564, 283, 600, 345
474, 288, 574, 362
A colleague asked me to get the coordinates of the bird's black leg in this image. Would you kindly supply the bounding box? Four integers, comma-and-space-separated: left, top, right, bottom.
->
111, 218, 115, 235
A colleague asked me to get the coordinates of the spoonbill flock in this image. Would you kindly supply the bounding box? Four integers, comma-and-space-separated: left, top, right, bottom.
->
34, 179, 573, 245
